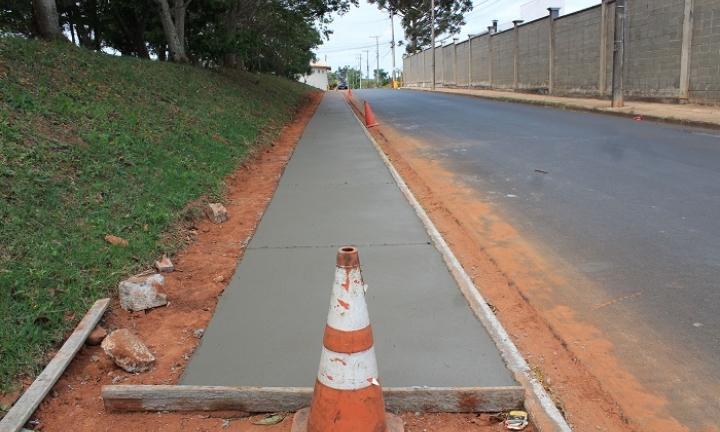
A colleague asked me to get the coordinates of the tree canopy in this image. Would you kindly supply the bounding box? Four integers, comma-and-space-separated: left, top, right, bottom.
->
1, 0, 359, 77
367, 0, 472, 54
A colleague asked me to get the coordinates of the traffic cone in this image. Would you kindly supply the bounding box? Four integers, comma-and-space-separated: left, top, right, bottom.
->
348, 88, 353, 98
291, 247, 403, 432
364, 101, 379, 128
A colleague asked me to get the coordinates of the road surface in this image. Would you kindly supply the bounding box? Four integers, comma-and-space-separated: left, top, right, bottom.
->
359, 89, 720, 431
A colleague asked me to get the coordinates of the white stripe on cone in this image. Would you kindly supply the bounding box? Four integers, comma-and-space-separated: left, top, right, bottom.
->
317, 346, 380, 390
327, 267, 370, 332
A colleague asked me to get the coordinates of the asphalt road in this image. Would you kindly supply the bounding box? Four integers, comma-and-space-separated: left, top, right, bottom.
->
357, 89, 720, 430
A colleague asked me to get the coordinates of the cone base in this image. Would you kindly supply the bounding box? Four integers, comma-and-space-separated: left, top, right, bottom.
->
291, 407, 404, 432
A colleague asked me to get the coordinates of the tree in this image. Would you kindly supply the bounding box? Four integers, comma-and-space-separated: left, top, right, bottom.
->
153, 0, 189, 62
32, 0, 65, 40
367, 0, 471, 54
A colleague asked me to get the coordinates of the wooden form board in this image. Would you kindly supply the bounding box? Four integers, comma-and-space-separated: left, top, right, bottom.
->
102, 385, 525, 413
0, 299, 110, 432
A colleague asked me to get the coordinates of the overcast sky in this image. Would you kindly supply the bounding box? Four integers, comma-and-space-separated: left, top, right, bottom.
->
313, 0, 601, 79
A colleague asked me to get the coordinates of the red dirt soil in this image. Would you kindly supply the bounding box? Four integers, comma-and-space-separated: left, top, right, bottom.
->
12, 92, 524, 432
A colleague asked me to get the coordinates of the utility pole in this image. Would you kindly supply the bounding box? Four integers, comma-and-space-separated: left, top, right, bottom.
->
612, 0, 626, 107
370, 36, 380, 86
357, 54, 363, 89
431, 0, 435, 90
364, 50, 370, 88
390, 9, 397, 88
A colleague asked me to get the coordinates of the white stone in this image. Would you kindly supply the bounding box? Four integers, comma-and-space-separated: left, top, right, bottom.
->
205, 203, 228, 224
101, 329, 155, 373
119, 273, 167, 312
155, 254, 174, 272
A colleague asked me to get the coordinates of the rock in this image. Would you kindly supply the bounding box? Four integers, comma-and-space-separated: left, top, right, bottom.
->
105, 235, 129, 247
101, 329, 155, 373
119, 274, 167, 312
86, 326, 107, 346
155, 254, 174, 272
213, 275, 225, 283
205, 203, 228, 224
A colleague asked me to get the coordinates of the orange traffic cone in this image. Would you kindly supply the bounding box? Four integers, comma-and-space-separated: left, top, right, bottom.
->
348, 88, 353, 98
364, 101, 379, 128
291, 247, 403, 432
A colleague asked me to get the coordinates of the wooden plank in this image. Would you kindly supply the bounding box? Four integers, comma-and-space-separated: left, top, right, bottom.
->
102, 385, 524, 413
0, 299, 110, 432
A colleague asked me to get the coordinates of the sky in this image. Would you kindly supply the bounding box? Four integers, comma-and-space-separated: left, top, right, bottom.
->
312, 0, 601, 79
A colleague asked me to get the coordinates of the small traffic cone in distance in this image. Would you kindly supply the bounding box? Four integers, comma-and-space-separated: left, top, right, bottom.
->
348, 88, 353, 98
291, 246, 403, 432
364, 101, 379, 128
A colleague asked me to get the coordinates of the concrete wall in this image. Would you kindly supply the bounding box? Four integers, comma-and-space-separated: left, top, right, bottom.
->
492, 31, 515, 89
518, 18, 550, 90
442, 44, 454, 86
456, 42, 470, 87
554, 6, 604, 93
689, 0, 720, 101
470, 35, 490, 86
403, 0, 720, 104
625, 0, 685, 98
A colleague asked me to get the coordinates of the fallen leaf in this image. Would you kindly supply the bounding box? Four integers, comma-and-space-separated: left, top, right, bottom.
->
105, 235, 128, 247
253, 414, 284, 425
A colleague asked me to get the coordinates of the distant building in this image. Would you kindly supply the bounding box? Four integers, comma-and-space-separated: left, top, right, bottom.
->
299, 61, 331, 90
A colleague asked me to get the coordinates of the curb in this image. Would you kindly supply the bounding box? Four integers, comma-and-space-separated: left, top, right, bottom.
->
345, 96, 572, 432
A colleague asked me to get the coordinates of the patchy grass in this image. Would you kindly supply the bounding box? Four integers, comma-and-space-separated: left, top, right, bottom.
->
0, 36, 316, 390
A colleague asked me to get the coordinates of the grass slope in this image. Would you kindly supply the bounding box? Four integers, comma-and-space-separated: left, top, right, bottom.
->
0, 37, 315, 392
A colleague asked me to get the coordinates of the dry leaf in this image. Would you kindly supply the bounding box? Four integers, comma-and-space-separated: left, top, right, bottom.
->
253, 414, 284, 425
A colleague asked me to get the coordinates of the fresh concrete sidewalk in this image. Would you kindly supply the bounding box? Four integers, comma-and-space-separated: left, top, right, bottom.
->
408, 87, 720, 128
181, 91, 517, 388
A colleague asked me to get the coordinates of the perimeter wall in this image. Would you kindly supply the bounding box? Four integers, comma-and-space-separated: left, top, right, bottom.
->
403, 0, 720, 104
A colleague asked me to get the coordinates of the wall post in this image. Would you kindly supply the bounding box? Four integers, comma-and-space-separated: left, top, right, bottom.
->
611, 0, 625, 107
453, 38, 459, 87
599, 0, 608, 94
488, 25, 495, 88
513, 20, 524, 90
679, 0, 694, 102
548, 8, 560, 94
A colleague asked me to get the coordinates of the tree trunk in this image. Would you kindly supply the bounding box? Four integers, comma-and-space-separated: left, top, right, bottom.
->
153, 0, 188, 62
32, 0, 64, 40
173, 0, 192, 50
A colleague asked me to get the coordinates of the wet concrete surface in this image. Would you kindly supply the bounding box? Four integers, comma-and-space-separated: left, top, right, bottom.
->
181, 91, 517, 388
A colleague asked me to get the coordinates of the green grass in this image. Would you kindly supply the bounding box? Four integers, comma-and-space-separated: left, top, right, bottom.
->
0, 36, 316, 391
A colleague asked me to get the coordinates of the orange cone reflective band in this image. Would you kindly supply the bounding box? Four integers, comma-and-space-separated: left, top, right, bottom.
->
364, 101, 379, 128
306, 246, 387, 432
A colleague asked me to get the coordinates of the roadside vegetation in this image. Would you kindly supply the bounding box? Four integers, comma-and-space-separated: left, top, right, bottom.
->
0, 36, 315, 392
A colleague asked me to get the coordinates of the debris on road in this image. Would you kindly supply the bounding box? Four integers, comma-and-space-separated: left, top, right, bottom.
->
535, 169, 548, 174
